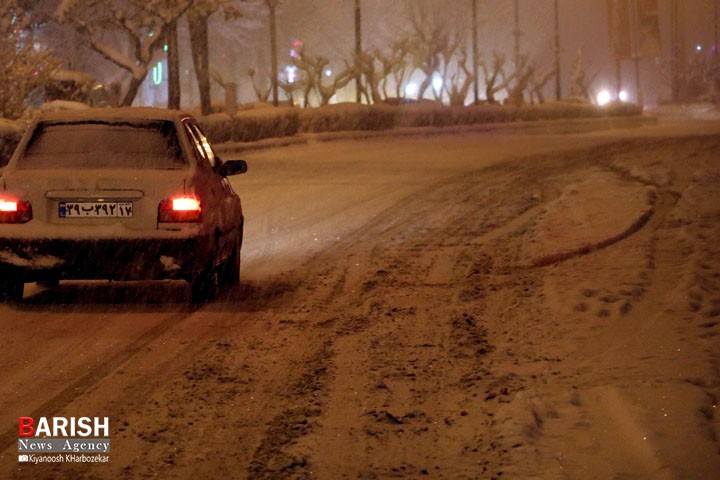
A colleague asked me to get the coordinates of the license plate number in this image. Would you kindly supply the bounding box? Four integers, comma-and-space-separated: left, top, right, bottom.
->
59, 201, 133, 218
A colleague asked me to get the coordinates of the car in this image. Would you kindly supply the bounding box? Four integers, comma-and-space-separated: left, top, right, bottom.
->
0, 107, 247, 303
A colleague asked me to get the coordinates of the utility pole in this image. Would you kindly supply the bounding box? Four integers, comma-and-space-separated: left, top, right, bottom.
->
629, 0, 643, 106
553, 0, 561, 100
715, 0, 718, 55
670, 0, 682, 102
513, 0, 521, 69
610, 0, 624, 98
472, 0, 479, 104
269, 0, 279, 106
355, 0, 362, 103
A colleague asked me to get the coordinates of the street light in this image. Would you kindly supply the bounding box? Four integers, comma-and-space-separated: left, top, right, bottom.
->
596, 89, 611, 106
405, 83, 419, 97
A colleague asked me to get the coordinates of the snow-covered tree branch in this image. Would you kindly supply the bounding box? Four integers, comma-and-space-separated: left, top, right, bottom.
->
56, 0, 192, 106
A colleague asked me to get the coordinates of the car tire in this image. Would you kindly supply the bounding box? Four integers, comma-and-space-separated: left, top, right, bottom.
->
190, 267, 219, 304
0, 280, 24, 303
219, 236, 241, 287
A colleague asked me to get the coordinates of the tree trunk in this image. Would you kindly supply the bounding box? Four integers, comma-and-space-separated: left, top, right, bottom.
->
485, 83, 496, 104
553, 0, 561, 100
122, 75, 145, 106
417, 73, 432, 100
189, 12, 211, 115
472, 0, 479, 104
167, 19, 181, 109
355, 0, 362, 103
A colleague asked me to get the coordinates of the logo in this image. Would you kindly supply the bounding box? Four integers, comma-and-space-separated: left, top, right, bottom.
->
17, 417, 111, 464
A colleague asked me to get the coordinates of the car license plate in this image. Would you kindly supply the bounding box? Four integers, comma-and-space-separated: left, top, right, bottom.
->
59, 201, 133, 218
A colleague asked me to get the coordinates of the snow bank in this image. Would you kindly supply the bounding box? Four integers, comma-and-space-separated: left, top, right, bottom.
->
200, 102, 643, 145
198, 107, 300, 143
299, 103, 395, 133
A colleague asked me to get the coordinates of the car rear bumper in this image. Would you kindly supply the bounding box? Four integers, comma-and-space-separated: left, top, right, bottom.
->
0, 236, 215, 282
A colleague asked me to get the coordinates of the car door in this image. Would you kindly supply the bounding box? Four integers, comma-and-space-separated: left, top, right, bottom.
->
182, 121, 242, 262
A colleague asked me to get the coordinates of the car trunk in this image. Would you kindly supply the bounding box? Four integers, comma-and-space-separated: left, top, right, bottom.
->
4, 169, 192, 239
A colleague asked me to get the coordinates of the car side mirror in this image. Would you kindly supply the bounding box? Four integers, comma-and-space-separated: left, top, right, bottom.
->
219, 159, 248, 177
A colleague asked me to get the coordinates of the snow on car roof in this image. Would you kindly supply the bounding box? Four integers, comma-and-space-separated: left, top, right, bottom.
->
37, 107, 194, 124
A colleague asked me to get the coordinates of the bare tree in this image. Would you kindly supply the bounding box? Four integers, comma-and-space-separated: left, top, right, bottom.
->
480, 52, 512, 104
293, 50, 354, 106
354, 36, 412, 103
264, 0, 281, 106
505, 54, 533, 106
380, 44, 411, 100
529, 66, 556, 104
681, 53, 720, 102
355, 51, 382, 103
56, 0, 192, 107
444, 49, 475, 106
569, 48, 598, 101
278, 78, 297, 105
247, 63, 299, 105
187, 1, 244, 115
247, 67, 271, 102
406, 3, 462, 101
390, 38, 413, 99
316, 64, 354, 106
659, 51, 720, 103
288, 46, 316, 107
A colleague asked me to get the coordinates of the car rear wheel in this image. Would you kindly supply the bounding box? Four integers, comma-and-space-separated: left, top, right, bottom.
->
219, 237, 241, 287
0, 280, 24, 303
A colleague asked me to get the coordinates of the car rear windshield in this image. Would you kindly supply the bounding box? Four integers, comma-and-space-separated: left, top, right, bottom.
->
17, 120, 186, 169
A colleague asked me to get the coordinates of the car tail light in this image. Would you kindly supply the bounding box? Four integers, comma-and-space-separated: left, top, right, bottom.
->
0, 198, 32, 223
158, 195, 202, 223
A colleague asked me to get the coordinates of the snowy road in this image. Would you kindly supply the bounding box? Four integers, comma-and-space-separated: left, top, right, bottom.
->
2, 120, 720, 479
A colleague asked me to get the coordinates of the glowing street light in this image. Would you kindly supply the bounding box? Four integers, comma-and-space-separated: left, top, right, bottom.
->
596, 89, 611, 106
432, 74, 443, 94
405, 82, 418, 97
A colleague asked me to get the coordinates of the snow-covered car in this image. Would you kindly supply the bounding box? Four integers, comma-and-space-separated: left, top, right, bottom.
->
0, 108, 247, 303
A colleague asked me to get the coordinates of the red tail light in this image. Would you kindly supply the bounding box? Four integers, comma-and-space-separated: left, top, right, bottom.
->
158, 196, 202, 223
0, 198, 32, 223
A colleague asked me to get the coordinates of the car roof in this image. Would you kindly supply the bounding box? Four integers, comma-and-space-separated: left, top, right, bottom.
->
36, 107, 194, 124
